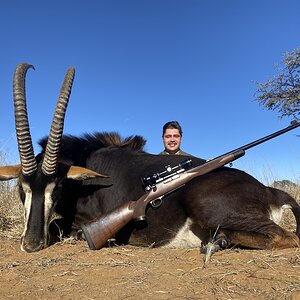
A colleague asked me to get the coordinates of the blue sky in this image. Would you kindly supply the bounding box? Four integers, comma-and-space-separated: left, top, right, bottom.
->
1, 0, 300, 183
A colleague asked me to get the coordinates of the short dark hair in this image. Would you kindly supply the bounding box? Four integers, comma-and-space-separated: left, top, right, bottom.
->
162, 121, 183, 136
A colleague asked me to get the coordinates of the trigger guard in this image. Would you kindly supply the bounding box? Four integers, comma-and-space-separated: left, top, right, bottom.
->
150, 198, 163, 209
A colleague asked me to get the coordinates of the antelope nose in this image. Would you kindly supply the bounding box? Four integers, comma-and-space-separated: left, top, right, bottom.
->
21, 237, 45, 253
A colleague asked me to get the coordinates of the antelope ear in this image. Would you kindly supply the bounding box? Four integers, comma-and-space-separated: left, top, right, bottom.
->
0, 164, 22, 180
66, 166, 109, 180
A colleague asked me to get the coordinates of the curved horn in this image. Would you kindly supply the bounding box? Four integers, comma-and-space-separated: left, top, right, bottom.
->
41, 67, 75, 176
13, 63, 37, 176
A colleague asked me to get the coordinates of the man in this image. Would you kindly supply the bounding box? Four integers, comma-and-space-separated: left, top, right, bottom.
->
159, 121, 190, 155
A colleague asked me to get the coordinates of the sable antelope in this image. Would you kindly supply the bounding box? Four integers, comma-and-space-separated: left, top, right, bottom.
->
0, 63, 299, 253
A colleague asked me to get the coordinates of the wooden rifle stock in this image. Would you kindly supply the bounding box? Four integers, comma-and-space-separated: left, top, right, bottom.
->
81, 201, 137, 250
81, 120, 300, 250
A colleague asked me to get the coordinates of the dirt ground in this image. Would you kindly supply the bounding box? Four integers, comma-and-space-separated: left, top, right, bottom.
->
0, 237, 299, 300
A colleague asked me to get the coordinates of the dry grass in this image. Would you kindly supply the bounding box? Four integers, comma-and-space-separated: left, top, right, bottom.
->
277, 182, 300, 232
0, 152, 24, 239
0, 180, 24, 239
0, 239, 299, 300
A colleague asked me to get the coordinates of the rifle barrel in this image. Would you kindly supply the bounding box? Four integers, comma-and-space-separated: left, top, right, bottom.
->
215, 121, 300, 159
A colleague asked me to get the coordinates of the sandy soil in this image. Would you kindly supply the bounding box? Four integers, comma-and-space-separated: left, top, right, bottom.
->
0, 237, 299, 300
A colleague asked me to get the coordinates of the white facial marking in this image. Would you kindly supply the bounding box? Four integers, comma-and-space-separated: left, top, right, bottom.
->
44, 182, 56, 239
269, 204, 292, 225
21, 182, 32, 252
163, 218, 202, 248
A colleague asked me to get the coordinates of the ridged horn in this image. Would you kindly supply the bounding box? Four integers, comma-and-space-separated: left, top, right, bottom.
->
13, 63, 37, 176
41, 67, 75, 176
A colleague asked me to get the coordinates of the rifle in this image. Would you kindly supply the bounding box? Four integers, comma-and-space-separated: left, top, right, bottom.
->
81, 120, 300, 250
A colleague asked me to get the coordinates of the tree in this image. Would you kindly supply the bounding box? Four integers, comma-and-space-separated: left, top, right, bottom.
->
255, 48, 300, 119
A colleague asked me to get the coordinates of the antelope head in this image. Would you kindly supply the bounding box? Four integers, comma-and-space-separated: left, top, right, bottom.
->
0, 63, 106, 252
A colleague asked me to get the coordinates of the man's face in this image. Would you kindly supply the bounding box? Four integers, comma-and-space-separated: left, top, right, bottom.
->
162, 128, 182, 154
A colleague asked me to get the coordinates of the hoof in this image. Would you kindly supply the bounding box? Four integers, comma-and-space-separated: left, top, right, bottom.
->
218, 237, 228, 248
200, 232, 229, 254
215, 233, 229, 249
